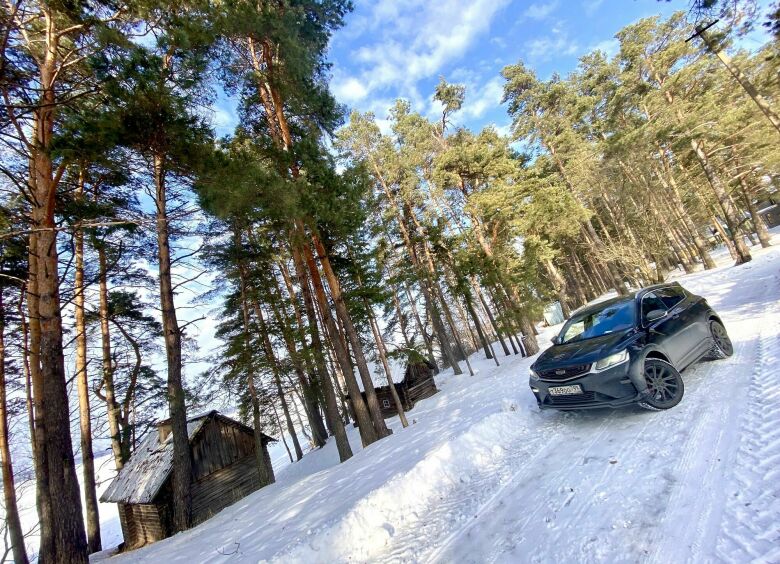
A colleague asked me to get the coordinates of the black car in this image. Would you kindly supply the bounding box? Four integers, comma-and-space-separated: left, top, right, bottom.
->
529, 282, 733, 411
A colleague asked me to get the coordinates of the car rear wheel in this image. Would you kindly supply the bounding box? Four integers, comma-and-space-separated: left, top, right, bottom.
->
707, 320, 733, 359
638, 359, 684, 411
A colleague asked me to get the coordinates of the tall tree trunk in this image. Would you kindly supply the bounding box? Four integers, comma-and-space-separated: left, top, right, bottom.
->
74, 174, 101, 554
252, 284, 308, 460
712, 215, 738, 261
111, 320, 142, 459
289, 248, 353, 460
403, 283, 437, 366
153, 154, 191, 532
346, 253, 410, 427
250, 36, 353, 459
453, 296, 479, 353
365, 300, 409, 427
368, 163, 459, 373
698, 29, 780, 135
472, 280, 511, 356
300, 242, 378, 446
690, 140, 752, 264
654, 153, 716, 268
737, 173, 771, 248
436, 283, 475, 375
23, 19, 89, 562
310, 234, 391, 438
497, 282, 540, 356
488, 286, 520, 355
392, 289, 413, 350
96, 243, 125, 469
32, 136, 87, 564
264, 274, 326, 449
409, 213, 472, 371
548, 144, 627, 296
26, 237, 55, 563
271, 402, 294, 463
0, 291, 29, 564
251, 293, 304, 462
233, 235, 282, 480
560, 254, 588, 307
463, 289, 498, 366
544, 259, 572, 319
656, 77, 752, 265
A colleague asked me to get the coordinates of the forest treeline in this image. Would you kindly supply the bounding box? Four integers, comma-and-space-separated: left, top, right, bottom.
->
0, 0, 778, 562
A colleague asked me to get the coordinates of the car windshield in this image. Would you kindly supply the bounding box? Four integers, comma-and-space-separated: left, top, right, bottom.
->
559, 300, 636, 344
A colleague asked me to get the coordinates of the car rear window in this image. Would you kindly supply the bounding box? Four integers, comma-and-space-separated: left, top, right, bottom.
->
641, 293, 666, 321
656, 287, 686, 309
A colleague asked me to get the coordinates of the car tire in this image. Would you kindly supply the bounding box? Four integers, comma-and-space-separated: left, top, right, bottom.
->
638, 359, 685, 411
706, 320, 733, 360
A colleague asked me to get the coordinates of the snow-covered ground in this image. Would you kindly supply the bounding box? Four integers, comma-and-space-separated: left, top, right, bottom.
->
82, 236, 780, 563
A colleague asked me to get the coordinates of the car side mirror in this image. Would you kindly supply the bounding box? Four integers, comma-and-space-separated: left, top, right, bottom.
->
551, 335, 561, 345
645, 309, 667, 323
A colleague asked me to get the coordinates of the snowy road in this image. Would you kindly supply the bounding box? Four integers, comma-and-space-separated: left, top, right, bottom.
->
429, 258, 780, 564
101, 241, 780, 564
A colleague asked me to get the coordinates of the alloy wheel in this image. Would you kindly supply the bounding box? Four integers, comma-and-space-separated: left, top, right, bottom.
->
639, 359, 684, 410
711, 321, 733, 357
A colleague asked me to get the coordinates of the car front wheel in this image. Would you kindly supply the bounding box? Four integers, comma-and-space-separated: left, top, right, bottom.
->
707, 320, 733, 359
638, 359, 684, 411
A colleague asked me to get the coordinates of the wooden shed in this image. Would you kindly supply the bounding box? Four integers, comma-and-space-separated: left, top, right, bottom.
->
348, 360, 439, 419
100, 410, 275, 550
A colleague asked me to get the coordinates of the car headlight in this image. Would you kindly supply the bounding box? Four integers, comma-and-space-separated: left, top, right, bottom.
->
593, 350, 629, 372
529, 369, 540, 381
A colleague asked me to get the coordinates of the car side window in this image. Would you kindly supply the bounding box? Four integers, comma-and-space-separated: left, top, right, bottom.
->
656, 287, 686, 310
641, 292, 666, 323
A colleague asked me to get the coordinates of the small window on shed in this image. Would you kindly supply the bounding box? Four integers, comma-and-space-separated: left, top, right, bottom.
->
382, 399, 391, 408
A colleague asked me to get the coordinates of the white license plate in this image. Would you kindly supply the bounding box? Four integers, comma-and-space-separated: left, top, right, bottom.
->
548, 385, 583, 396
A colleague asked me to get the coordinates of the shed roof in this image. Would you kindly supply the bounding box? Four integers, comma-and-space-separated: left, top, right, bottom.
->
100, 410, 274, 504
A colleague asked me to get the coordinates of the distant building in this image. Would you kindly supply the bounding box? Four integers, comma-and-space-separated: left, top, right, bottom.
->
347, 360, 439, 418
543, 301, 566, 326
100, 410, 275, 550
758, 203, 780, 228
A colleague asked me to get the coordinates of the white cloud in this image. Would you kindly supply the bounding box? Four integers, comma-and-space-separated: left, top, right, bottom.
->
331, 76, 369, 103
461, 76, 504, 119
490, 36, 507, 49
523, 1, 559, 21
209, 105, 238, 137
588, 38, 619, 58
330, 0, 510, 115
492, 122, 512, 137
582, 0, 605, 16
525, 25, 579, 62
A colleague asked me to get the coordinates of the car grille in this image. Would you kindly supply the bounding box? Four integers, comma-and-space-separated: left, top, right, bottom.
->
548, 391, 596, 405
538, 364, 591, 381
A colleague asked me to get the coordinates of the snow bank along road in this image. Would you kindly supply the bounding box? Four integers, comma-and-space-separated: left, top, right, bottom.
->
104, 243, 780, 564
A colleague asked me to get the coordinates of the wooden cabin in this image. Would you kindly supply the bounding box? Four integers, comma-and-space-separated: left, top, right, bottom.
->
348, 360, 439, 419
100, 410, 275, 550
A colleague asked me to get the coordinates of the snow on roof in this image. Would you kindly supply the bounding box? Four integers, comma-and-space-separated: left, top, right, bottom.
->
355, 356, 409, 392
100, 410, 273, 505
100, 414, 211, 504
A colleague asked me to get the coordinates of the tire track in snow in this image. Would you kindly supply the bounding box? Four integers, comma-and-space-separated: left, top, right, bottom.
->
515, 344, 730, 564
715, 299, 780, 562
643, 273, 779, 563
435, 307, 756, 564
643, 323, 754, 564
425, 411, 622, 564
380, 408, 591, 563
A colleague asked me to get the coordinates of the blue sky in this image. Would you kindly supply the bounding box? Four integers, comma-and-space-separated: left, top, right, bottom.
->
211, 0, 677, 135
212, 0, 773, 137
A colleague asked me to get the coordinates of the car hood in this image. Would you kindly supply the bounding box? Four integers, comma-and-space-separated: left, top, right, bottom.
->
534, 330, 635, 369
